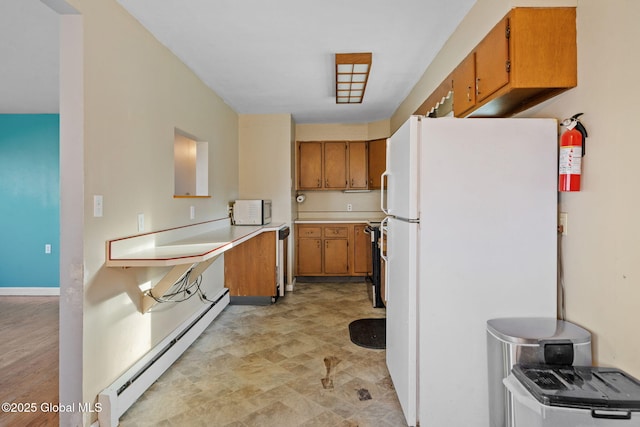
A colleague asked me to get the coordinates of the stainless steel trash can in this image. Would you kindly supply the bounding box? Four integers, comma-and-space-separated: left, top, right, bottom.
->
505, 365, 640, 426
487, 318, 592, 427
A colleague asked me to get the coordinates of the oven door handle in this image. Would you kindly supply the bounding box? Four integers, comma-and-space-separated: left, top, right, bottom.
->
380, 217, 389, 262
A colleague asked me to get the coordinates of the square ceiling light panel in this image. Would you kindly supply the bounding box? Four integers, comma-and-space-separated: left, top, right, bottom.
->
335, 53, 372, 104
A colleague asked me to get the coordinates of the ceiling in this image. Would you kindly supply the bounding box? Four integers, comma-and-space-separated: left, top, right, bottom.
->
1, 0, 477, 123
0, 1, 60, 114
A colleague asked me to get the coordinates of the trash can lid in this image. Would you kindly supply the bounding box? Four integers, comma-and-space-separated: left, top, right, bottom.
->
487, 318, 591, 345
512, 364, 640, 410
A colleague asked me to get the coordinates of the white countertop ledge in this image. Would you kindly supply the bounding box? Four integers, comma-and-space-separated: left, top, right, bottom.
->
106, 219, 286, 267
294, 219, 382, 224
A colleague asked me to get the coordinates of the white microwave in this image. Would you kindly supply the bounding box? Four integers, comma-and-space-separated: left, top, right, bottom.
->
233, 199, 272, 225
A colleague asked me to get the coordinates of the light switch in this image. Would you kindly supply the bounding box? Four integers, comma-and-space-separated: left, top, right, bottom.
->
94, 195, 103, 217
190, 206, 195, 220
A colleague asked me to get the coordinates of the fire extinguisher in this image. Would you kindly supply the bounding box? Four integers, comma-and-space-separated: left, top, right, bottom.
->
559, 113, 588, 192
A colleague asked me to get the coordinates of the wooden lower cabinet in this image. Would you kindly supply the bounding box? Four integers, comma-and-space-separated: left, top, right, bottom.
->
224, 231, 276, 297
324, 238, 349, 274
297, 238, 323, 275
353, 224, 371, 275
296, 223, 372, 277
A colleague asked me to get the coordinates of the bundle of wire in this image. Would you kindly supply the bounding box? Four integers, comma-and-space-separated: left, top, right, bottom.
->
146, 269, 215, 304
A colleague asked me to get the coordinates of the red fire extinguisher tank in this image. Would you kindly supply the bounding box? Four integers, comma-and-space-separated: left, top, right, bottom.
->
559, 113, 587, 192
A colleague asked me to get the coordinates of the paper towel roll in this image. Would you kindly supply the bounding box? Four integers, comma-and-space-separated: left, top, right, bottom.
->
296, 194, 306, 203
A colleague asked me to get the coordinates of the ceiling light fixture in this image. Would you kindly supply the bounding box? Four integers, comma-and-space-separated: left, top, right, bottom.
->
335, 52, 372, 104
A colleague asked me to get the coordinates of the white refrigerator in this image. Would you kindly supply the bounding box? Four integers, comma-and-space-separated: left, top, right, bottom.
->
380, 116, 558, 427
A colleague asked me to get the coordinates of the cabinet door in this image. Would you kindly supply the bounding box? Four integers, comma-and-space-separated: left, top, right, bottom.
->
324, 239, 349, 274
297, 238, 323, 275
353, 224, 371, 275
475, 16, 509, 102
348, 141, 368, 189
224, 231, 276, 296
298, 142, 323, 189
368, 138, 387, 190
452, 52, 476, 117
324, 142, 347, 189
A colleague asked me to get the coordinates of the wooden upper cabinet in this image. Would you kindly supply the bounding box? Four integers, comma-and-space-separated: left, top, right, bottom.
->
297, 140, 380, 190
298, 142, 323, 189
508, 8, 577, 89
324, 142, 348, 189
348, 141, 368, 189
368, 138, 386, 190
475, 16, 510, 103
452, 52, 477, 117
449, 7, 577, 118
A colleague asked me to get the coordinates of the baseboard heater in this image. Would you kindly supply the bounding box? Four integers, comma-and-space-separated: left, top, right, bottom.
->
98, 288, 230, 427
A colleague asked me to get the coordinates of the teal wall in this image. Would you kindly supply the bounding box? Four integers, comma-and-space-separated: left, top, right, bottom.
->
0, 115, 60, 287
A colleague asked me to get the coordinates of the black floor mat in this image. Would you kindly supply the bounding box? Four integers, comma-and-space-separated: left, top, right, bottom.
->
348, 318, 386, 349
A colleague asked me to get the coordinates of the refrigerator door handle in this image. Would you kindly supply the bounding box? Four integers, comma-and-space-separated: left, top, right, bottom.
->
381, 171, 390, 215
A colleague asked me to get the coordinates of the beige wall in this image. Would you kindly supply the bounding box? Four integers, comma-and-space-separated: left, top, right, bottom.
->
527, 0, 640, 376
238, 113, 295, 282
238, 114, 294, 223
394, 0, 639, 377
295, 120, 389, 220
64, 0, 239, 420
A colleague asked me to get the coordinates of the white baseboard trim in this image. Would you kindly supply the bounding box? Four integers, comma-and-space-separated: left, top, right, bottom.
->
0, 287, 60, 296
286, 277, 296, 292
98, 288, 230, 427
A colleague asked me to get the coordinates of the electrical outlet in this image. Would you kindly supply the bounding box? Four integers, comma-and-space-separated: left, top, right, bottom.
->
347, 203, 353, 212
559, 212, 568, 236
45, 244, 51, 254
137, 213, 145, 232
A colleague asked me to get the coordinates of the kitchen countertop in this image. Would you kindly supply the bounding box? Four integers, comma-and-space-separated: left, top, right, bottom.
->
294, 218, 383, 224
106, 220, 286, 267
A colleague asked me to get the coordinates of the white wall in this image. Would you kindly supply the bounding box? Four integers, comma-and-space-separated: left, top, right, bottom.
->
393, 0, 640, 377
62, 1, 239, 424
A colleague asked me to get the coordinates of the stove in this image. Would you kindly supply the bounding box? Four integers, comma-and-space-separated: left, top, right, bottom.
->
365, 221, 384, 308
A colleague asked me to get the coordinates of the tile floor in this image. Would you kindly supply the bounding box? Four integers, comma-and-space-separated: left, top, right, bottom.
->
119, 281, 407, 427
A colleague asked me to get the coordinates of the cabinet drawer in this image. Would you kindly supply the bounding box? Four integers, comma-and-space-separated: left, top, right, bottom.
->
298, 226, 322, 238
324, 226, 348, 238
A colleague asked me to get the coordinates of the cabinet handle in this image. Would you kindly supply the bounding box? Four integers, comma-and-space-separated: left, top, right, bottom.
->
467, 85, 472, 102
317, 179, 321, 187
351, 178, 354, 187
325, 179, 329, 187
476, 77, 481, 96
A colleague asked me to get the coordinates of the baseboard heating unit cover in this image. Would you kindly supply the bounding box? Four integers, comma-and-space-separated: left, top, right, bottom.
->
97, 288, 229, 427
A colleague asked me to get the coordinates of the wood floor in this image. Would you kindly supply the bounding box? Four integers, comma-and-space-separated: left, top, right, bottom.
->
0, 296, 59, 427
